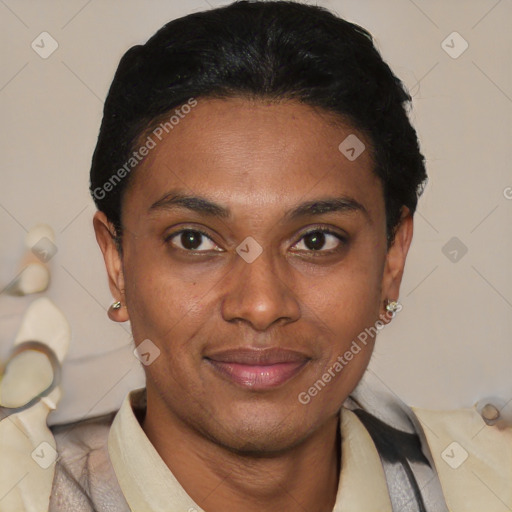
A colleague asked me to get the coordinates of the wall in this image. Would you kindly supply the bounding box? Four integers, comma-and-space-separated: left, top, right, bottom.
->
0, 0, 510, 424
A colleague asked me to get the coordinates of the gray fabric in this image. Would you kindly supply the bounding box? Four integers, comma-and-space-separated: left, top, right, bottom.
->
49, 412, 130, 512
48, 381, 449, 511
347, 372, 449, 512
351, 408, 447, 512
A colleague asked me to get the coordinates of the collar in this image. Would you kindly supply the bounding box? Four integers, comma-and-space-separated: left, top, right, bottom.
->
108, 387, 392, 512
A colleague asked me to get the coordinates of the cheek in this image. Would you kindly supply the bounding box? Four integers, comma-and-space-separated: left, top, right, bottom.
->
299, 251, 384, 376
300, 281, 379, 410
124, 263, 209, 391
305, 254, 383, 327
122, 243, 209, 344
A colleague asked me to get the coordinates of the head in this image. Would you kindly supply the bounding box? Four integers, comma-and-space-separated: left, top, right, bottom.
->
92, 1, 426, 454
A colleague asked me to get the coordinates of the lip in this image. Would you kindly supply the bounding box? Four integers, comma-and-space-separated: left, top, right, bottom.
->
204, 348, 310, 390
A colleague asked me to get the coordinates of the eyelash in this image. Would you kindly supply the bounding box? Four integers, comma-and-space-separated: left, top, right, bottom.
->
292, 228, 347, 255
164, 226, 348, 255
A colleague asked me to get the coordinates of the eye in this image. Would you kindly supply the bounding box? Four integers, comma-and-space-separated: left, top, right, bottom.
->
166, 229, 220, 252
291, 228, 346, 253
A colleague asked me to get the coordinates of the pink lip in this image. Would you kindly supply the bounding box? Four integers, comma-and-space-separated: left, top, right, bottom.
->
204, 348, 310, 390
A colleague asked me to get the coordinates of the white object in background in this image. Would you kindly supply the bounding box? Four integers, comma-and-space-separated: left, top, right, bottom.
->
3, 224, 56, 296
0, 297, 70, 512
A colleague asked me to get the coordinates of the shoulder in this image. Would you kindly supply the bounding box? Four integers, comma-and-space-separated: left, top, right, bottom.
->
49, 412, 130, 512
412, 406, 512, 512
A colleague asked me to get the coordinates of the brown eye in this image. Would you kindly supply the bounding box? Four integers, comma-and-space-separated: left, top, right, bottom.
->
292, 229, 346, 252
167, 229, 219, 252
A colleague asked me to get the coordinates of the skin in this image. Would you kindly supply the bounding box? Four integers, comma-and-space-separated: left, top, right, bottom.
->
94, 97, 413, 512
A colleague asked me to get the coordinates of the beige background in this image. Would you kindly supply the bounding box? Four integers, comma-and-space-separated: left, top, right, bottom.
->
1, 0, 511, 425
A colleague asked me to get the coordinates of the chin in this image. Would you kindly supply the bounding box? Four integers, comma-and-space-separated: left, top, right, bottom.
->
200, 407, 317, 456
214, 428, 306, 456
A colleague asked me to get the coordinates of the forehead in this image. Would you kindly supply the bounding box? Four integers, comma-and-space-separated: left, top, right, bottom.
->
124, 97, 383, 220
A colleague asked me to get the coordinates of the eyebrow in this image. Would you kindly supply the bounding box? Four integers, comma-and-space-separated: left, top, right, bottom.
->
148, 190, 369, 221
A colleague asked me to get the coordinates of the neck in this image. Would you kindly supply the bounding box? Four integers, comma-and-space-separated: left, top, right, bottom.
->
142, 392, 341, 512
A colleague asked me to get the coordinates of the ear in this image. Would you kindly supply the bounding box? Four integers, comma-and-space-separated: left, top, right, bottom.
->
380, 206, 414, 321
93, 211, 130, 323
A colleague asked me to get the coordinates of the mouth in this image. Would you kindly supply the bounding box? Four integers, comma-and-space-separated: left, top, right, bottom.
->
204, 348, 310, 390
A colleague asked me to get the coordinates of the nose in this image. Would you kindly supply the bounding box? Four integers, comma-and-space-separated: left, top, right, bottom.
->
221, 248, 301, 331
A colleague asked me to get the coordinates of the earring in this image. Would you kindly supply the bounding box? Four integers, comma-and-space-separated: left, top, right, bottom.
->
385, 299, 401, 314
111, 301, 122, 310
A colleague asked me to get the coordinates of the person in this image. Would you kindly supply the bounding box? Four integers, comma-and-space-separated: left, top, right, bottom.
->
45, 1, 510, 511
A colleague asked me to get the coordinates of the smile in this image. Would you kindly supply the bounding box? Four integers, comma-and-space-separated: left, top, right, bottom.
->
204, 348, 310, 390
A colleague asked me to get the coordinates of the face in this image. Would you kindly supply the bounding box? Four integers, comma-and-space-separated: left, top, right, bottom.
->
94, 97, 412, 454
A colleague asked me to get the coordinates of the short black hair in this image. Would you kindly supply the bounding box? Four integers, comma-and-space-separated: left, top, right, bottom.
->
90, 0, 426, 248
